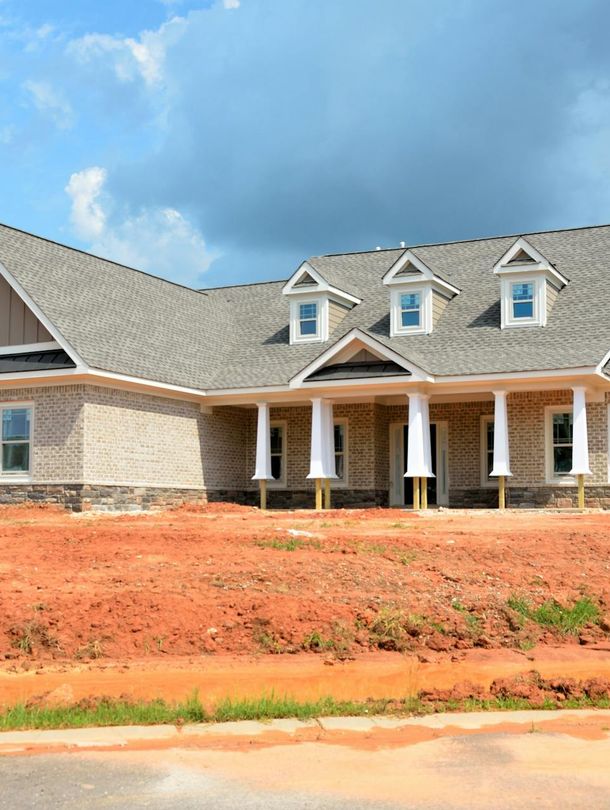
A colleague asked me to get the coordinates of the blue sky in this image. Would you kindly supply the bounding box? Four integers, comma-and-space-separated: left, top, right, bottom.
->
1, 0, 609, 288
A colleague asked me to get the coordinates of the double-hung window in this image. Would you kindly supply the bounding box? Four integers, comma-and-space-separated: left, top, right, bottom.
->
298, 302, 319, 338
480, 416, 495, 485
551, 412, 573, 477
333, 421, 348, 485
400, 292, 421, 329
511, 282, 535, 320
1, 405, 32, 477
269, 423, 286, 487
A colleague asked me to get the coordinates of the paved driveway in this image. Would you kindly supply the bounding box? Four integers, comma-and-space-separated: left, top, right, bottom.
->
2, 717, 610, 809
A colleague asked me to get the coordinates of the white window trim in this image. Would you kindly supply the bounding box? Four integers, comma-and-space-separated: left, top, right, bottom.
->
390, 285, 432, 337
480, 414, 495, 488
500, 274, 546, 329
289, 297, 329, 344
544, 405, 575, 485
332, 417, 349, 489
268, 419, 287, 489
0, 401, 34, 482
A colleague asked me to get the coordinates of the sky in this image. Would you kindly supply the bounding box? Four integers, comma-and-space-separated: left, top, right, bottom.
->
0, 0, 609, 289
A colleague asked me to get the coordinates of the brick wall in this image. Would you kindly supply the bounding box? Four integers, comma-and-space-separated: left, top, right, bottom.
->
0, 384, 85, 482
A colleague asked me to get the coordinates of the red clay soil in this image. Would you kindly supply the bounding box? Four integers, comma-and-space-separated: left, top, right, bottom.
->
1, 504, 610, 676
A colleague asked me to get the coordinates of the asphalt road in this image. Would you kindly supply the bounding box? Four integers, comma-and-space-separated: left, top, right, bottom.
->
2, 727, 610, 809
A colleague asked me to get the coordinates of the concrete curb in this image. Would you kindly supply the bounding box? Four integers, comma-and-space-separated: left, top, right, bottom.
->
1, 709, 609, 754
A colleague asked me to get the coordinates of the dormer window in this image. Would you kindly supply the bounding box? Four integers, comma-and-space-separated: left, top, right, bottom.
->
400, 292, 421, 329
298, 301, 320, 339
283, 261, 361, 345
383, 249, 460, 338
494, 238, 568, 329
511, 281, 535, 320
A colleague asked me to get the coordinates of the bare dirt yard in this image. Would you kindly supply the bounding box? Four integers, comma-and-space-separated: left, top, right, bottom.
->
2, 503, 610, 705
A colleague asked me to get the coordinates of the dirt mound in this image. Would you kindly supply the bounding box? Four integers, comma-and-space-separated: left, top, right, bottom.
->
420, 670, 610, 707
1, 506, 610, 667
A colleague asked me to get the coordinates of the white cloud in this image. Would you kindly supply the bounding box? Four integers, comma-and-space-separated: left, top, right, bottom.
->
65, 167, 107, 240
67, 17, 186, 87
65, 166, 213, 285
223, 0, 240, 8
23, 79, 74, 128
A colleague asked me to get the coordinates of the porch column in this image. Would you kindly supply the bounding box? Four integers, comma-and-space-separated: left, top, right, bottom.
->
307, 397, 333, 510
252, 402, 273, 509
570, 386, 591, 509
490, 391, 512, 509
322, 400, 336, 509
405, 393, 434, 510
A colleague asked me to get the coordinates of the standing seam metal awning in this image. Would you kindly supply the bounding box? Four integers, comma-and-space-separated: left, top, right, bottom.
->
0, 349, 76, 374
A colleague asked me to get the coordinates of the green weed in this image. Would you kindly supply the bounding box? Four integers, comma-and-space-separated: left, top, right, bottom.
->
507, 595, 600, 635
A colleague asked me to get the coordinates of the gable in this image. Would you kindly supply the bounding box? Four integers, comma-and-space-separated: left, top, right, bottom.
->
0, 274, 53, 346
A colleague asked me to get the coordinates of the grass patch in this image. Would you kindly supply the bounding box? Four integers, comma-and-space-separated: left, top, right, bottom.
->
507, 595, 600, 635
368, 606, 424, 651
255, 537, 321, 552
3, 691, 610, 732
451, 600, 481, 634
397, 551, 417, 566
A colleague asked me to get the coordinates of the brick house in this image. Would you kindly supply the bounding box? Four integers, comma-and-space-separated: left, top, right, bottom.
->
1, 222, 610, 511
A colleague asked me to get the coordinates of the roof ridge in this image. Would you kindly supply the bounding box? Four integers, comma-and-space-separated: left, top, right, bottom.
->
315, 222, 610, 259
199, 278, 287, 291
0, 221, 209, 297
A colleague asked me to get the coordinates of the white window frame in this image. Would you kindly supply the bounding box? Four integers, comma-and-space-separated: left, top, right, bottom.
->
500, 274, 546, 328
268, 420, 287, 488
289, 297, 328, 344
0, 401, 33, 482
545, 405, 575, 484
332, 418, 349, 488
390, 285, 431, 336
480, 414, 495, 488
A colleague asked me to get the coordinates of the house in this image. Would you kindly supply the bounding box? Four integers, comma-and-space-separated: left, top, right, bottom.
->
0, 221, 609, 512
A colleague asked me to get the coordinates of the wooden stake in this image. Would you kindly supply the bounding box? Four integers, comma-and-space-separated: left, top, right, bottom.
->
413, 477, 420, 511
498, 475, 505, 510
324, 478, 331, 510
259, 479, 267, 511
315, 478, 323, 511
421, 477, 428, 510
578, 473, 585, 509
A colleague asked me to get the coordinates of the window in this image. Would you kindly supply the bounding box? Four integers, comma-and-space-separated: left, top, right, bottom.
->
299, 302, 318, 338
269, 422, 286, 487
390, 286, 430, 335
480, 416, 494, 486
333, 420, 348, 485
511, 282, 534, 319
1, 406, 32, 476
551, 412, 573, 476
545, 407, 574, 483
400, 292, 420, 328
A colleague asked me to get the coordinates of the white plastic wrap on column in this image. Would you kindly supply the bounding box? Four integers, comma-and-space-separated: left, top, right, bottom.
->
421, 394, 435, 479
405, 393, 434, 478
323, 400, 337, 479
570, 386, 592, 475
252, 402, 272, 480
307, 398, 327, 479
490, 390, 512, 477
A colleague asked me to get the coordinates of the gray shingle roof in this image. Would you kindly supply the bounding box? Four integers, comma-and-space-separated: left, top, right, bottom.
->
1, 222, 610, 392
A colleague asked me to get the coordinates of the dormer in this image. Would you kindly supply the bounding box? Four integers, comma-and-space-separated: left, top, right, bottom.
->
493, 237, 568, 329
382, 250, 460, 337
282, 262, 361, 345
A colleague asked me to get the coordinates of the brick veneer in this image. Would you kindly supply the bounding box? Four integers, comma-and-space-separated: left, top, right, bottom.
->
0, 384, 608, 510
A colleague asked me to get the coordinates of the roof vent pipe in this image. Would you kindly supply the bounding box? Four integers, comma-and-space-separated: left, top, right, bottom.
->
400, 241, 406, 248
375, 246, 381, 251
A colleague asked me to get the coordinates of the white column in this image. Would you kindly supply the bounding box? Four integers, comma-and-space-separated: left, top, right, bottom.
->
323, 400, 337, 479
570, 386, 591, 475
252, 402, 272, 480
405, 393, 434, 478
490, 390, 512, 477
307, 398, 327, 479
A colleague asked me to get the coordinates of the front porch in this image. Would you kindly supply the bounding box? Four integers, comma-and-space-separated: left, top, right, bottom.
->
204, 386, 609, 511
